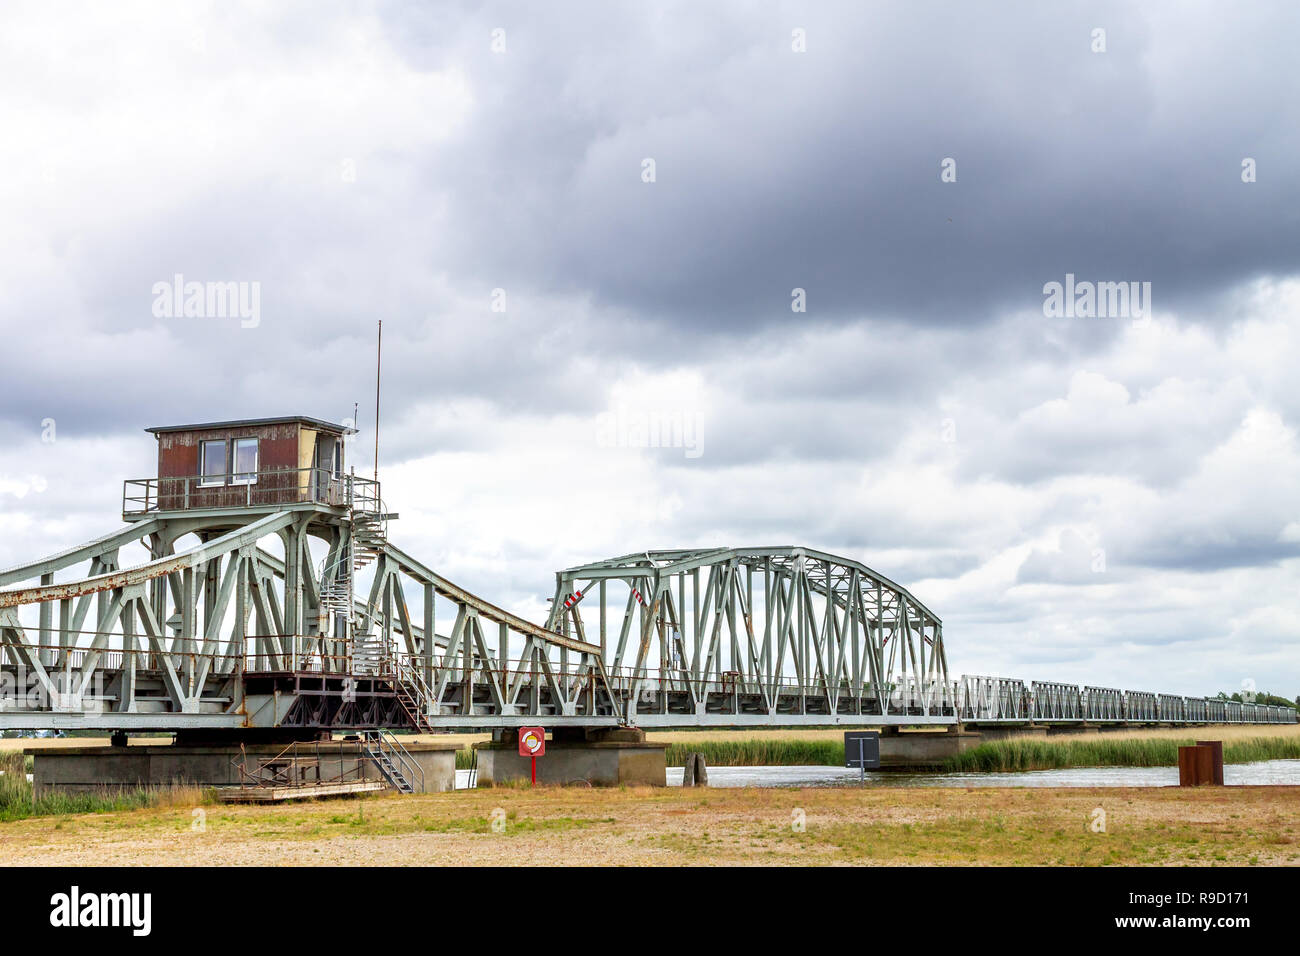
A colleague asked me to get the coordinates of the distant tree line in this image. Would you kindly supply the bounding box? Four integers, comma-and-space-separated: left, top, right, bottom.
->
1213, 691, 1298, 708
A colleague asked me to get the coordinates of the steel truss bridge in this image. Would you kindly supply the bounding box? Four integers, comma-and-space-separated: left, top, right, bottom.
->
0, 474, 1293, 734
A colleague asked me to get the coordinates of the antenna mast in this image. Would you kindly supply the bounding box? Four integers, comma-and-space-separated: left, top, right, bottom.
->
373, 320, 382, 482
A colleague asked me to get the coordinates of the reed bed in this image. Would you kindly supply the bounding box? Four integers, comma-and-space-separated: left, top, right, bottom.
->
664, 738, 844, 767
0, 753, 211, 821
0, 752, 29, 813
658, 727, 1300, 770
942, 734, 1300, 773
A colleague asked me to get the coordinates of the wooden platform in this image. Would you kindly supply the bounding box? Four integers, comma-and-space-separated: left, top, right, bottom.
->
216, 781, 388, 803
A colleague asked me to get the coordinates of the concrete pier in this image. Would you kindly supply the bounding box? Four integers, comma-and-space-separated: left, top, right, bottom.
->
473, 727, 668, 787
876, 724, 1061, 767
877, 727, 984, 768
27, 738, 460, 796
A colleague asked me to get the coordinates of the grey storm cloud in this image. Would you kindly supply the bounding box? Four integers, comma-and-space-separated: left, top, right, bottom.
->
0, 1, 1298, 695
6, 0, 1299, 438
388, 0, 1300, 328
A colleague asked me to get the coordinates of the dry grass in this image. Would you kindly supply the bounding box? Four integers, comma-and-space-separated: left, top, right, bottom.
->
0, 783, 1295, 866
401, 733, 490, 748
1037, 724, 1300, 745
647, 724, 1300, 746
648, 728, 854, 744
0, 736, 165, 751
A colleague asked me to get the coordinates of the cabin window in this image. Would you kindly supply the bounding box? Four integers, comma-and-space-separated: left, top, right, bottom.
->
199, 440, 227, 486
231, 438, 259, 484
332, 441, 342, 478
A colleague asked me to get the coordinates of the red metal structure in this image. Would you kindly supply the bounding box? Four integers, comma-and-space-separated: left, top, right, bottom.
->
126, 416, 355, 514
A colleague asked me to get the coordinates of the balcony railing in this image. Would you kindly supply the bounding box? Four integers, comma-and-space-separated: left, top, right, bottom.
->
123, 467, 380, 517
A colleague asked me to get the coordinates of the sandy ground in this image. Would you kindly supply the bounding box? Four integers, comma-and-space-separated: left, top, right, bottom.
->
1, 783, 1296, 866
4, 724, 1296, 866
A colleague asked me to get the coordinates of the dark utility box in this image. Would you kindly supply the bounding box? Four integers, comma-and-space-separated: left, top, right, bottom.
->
844, 730, 881, 769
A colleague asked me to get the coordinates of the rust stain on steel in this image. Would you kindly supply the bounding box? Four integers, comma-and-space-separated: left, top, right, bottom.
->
153, 422, 321, 511
157, 422, 302, 479
0, 554, 192, 608
0, 513, 293, 609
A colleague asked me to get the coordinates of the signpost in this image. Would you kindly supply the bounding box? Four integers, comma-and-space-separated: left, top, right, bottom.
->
844, 731, 880, 784
519, 726, 546, 785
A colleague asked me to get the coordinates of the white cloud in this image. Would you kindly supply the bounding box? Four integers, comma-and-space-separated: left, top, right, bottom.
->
0, 3, 1297, 700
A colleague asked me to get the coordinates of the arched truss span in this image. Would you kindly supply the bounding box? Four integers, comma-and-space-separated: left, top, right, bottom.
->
545, 547, 950, 725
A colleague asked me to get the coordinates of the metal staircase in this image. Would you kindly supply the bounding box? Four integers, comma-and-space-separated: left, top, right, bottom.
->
361, 729, 424, 794
352, 631, 384, 675
387, 653, 436, 732
317, 491, 395, 633
350, 510, 388, 570
314, 483, 437, 733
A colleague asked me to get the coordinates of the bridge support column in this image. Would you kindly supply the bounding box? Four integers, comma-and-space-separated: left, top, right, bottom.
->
877, 727, 985, 769
473, 727, 667, 787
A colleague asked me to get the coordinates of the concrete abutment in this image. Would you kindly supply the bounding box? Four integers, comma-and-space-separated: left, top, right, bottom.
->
27, 739, 460, 796
473, 727, 668, 787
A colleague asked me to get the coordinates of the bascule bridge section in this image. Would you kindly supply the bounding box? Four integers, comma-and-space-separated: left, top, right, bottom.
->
0, 416, 624, 792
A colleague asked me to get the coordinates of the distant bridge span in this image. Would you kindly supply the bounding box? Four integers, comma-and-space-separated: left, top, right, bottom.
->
544, 547, 1293, 727
0, 478, 1293, 734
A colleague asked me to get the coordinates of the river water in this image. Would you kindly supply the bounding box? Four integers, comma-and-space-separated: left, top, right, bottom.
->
664, 759, 1300, 788
454, 759, 1300, 789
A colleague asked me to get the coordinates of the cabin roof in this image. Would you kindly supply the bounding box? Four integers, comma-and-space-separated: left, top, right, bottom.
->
145, 416, 356, 436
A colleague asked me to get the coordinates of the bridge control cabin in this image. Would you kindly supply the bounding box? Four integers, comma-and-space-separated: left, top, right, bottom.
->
123, 416, 364, 517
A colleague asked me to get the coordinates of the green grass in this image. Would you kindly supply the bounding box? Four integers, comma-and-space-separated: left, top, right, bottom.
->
0, 752, 29, 815
455, 749, 476, 770
664, 739, 844, 767
0, 751, 213, 821
942, 735, 1300, 773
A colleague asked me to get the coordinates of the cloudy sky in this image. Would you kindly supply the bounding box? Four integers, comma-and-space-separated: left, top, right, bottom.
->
1, 0, 1297, 697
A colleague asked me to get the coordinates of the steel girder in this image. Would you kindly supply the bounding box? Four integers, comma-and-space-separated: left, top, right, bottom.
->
0, 504, 619, 732
0, 511, 302, 728
546, 547, 952, 724
1, 520, 1294, 732
954, 678, 1293, 725
345, 542, 620, 726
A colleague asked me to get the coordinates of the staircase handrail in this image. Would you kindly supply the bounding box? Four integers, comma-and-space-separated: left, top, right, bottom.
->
391, 652, 435, 721
363, 728, 424, 793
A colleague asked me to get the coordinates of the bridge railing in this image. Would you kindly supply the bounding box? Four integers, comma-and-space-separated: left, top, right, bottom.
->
1031, 681, 1083, 720
958, 676, 1028, 720
0, 631, 392, 692
1125, 690, 1158, 721
1157, 693, 1183, 721
4, 627, 1297, 726
571, 665, 963, 716
122, 469, 382, 517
